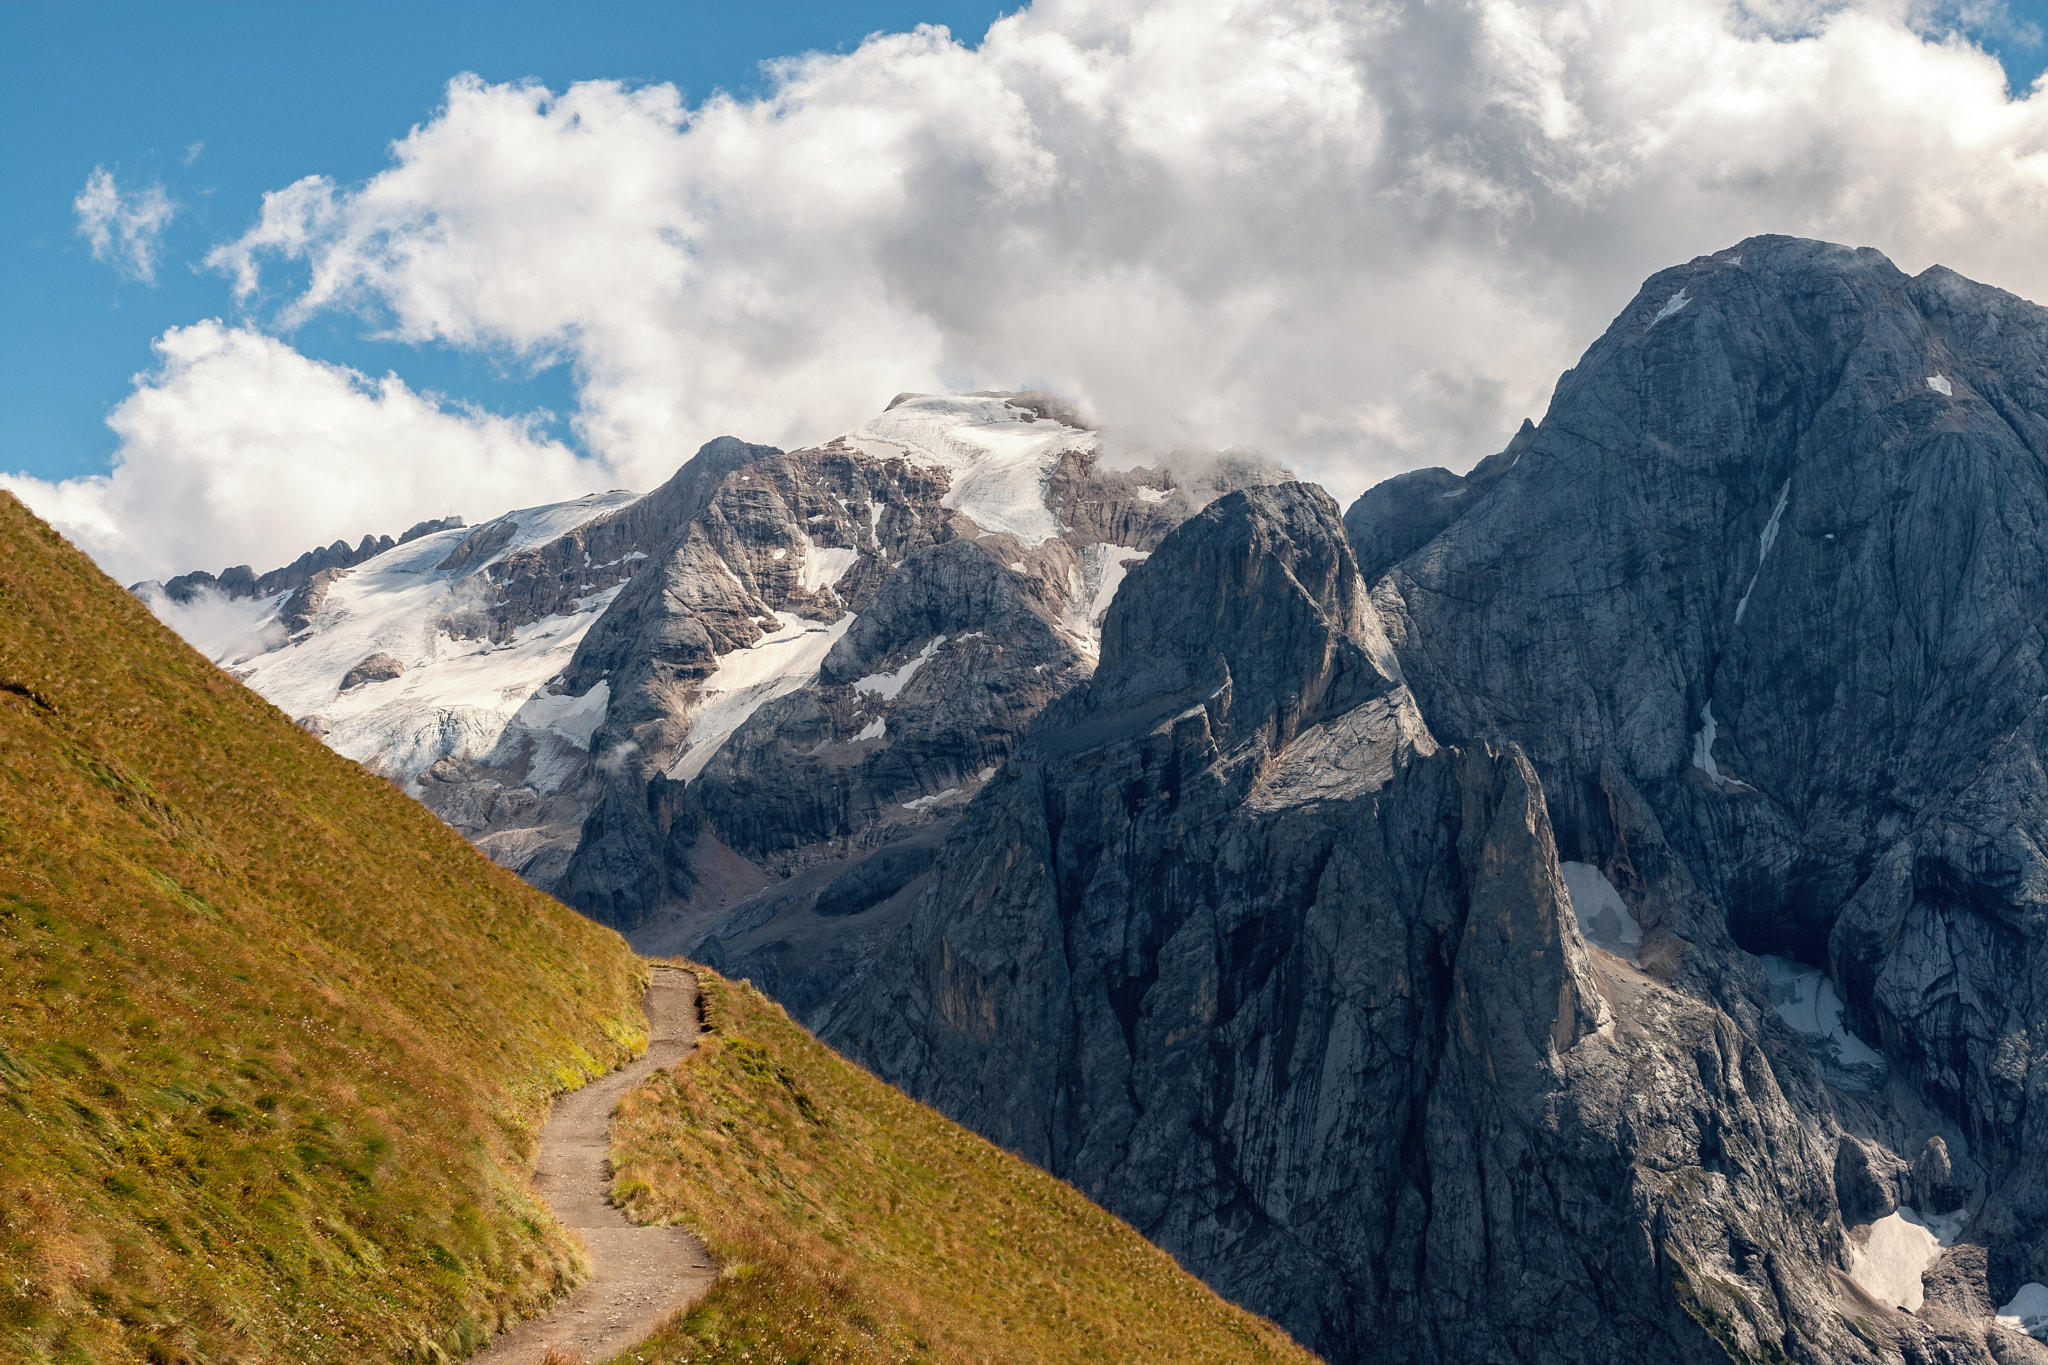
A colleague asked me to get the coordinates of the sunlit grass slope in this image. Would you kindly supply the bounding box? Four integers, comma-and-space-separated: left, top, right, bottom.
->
0, 493, 647, 1365
610, 970, 1321, 1365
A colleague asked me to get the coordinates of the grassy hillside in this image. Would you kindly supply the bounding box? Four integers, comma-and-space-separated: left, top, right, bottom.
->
0, 492, 648, 1365
609, 970, 1321, 1365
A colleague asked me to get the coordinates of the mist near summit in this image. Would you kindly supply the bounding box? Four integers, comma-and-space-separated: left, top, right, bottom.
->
13, 0, 2048, 581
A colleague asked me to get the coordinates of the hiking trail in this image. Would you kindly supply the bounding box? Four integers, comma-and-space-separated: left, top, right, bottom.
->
474, 964, 715, 1364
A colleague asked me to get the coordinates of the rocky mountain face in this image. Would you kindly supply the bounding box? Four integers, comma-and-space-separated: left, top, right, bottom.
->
1355, 234, 2048, 1360
691, 239, 2048, 1364
142, 393, 1286, 930
149, 514, 468, 605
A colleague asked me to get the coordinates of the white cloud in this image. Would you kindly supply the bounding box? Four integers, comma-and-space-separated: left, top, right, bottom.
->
132, 581, 285, 663
193, 0, 2048, 509
1, 321, 601, 583
74, 166, 177, 283
31, 0, 2048, 584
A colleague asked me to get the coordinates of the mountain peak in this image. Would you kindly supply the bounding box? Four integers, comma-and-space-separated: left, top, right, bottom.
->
1052, 480, 1402, 759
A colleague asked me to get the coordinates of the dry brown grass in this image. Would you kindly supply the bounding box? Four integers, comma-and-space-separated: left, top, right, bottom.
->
606, 970, 1323, 1365
0, 492, 647, 1363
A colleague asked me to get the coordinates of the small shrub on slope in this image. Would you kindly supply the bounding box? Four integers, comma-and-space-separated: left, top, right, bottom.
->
0, 493, 647, 1364
608, 970, 1321, 1365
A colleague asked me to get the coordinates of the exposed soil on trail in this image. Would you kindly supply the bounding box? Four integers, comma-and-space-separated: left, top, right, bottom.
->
473, 965, 716, 1364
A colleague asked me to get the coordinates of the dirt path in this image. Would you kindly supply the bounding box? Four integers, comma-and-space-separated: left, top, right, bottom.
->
474, 964, 717, 1365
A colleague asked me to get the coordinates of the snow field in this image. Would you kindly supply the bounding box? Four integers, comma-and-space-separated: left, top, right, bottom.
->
147, 491, 639, 789
850, 395, 1091, 547
668, 612, 855, 782
855, 636, 943, 700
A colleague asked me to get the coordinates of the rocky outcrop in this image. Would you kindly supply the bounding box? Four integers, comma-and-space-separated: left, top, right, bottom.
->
338, 651, 404, 690
140, 515, 465, 605
1357, 236, 2048, 1347
280, 567, 346, 635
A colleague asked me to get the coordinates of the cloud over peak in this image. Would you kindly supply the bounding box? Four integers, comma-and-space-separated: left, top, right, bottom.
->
1, 321, 597, 584
23, 0, 2048, 581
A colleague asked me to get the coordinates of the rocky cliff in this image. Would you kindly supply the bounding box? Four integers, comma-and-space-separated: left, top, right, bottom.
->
1357, 234, 2048, 1360
698, 239, 2048, 1363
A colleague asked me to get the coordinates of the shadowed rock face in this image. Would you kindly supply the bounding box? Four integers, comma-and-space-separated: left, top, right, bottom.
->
1342, 418, 1532, 583
1365, 234, 2048, 1330
704, 241, 2048, 1364
800, 483, 1835, 1364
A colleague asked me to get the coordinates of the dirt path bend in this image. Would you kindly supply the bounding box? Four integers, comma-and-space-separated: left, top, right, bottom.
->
475, 964, 716, 1365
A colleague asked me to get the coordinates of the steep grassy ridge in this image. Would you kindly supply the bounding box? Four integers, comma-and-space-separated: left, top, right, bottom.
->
0, 493, 647, 1364
609, 971, 1321, 1365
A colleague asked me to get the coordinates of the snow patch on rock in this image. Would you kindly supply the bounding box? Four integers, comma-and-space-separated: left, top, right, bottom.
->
1691, 700, 1755, 792
1560, 862, 1642, 962
1761, 955, 1887, 1090
855, 636, 943, 700
1847, 1207, 1960, 1311
1927, 374, 1954, 397
1057, 543, 1150, 658
1734, 480, 1790, 625
1998, 1282, 2048, 1339
800, 537, 859, 593
1653, 288, 1691, 323
512, 678, 610, 749
669, 612, 855, 782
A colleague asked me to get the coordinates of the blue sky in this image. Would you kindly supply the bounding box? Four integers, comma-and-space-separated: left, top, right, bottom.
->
2, 1, 1012, 484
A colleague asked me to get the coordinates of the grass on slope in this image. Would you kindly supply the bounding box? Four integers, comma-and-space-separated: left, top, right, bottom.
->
609, 970, 1321, 1365
0, 492, 648, 1365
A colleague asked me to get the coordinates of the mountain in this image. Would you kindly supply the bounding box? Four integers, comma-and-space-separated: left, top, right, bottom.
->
132, 235, 2048, 1363
685, 239, 2048, 1364
0, 490, 649, 1363
141, 393, 1288, 946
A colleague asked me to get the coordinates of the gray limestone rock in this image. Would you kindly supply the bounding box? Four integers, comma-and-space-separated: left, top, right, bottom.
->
1361, 235, 2048, 1334
280, 567, 346, 635
551, 400, 1288, 936
338, 651, 404, 691
800, 482, 1857, 1364
1342, 418, 1531, 582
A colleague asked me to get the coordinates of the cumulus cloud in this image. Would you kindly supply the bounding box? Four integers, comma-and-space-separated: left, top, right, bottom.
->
1, 321, 601, 583
191, 0, 2048, 506
74, 167, 177, 283
26, 0, 2048, 583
